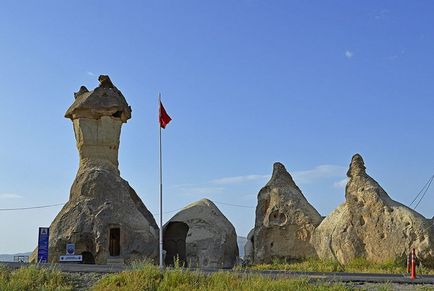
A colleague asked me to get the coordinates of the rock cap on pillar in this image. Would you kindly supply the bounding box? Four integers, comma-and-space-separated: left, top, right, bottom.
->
65, 75, 132, 171
65, 75, 131, 123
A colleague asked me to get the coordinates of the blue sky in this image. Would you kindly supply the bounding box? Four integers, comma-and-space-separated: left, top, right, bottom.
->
1, 1, 434, 254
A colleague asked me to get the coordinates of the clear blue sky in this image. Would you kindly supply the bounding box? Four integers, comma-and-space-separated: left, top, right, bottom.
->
1, 1, 434, 254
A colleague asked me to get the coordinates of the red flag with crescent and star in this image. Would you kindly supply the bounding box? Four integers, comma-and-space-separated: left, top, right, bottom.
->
159, 101, 171, 129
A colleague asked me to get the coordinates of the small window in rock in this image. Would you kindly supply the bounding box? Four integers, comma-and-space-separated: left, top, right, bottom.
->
112, 111, 123, 118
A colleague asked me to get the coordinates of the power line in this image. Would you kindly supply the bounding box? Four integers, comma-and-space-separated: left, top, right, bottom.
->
413, 175, 434, 210
0, 203, 65, 211
151, 207, 185, 216
214, 201, 255, 209
409, 175, 434, 207
0, 201, 256, 212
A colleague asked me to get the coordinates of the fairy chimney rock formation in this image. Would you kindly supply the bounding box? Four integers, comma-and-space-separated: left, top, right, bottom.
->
253, 162, 323, 264
32, 76, 158, 264
65, 75, 132, 172
163, 198, 239, 268
311, 154, 434, 266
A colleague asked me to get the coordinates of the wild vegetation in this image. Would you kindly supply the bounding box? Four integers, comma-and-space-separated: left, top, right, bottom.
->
1, 259, 433, 290
92, 262, 351, 291
248, 257, 434, 275
0, 264, 72, 290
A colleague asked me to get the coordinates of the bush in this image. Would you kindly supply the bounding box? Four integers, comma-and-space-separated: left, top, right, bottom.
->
95, 263, 162, 291
249, 256, 434, 275
251, 257, 345, 273
92, 262, 351, 291
0, 264, 72, 291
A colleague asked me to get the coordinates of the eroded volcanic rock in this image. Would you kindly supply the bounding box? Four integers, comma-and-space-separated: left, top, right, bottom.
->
163, 199, 238, 268
32, 76, 158, 264
253, 163, 323, 264
311, 154, 434, 266
243, 228, 254, 264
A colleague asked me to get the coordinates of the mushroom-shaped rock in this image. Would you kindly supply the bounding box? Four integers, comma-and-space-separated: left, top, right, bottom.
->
31, 76, 158, 264
311, 154, 434, 266
163, 199, 239, 268
65, 75, 131, 123
254, 163, 323, 264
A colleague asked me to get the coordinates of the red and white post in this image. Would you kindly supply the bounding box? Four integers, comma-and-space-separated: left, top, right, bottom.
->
410, 248, 417, 280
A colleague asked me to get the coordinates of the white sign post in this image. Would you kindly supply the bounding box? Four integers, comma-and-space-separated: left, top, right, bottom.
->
60, 243, 82, 262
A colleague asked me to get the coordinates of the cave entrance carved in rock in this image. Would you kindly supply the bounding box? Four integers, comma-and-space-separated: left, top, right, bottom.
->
81, 251, 95, 264
109, 227, 121, 257
163, 222, 189, 266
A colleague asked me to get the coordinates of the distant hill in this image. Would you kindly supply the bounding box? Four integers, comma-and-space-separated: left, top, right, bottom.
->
237, 236, 247, 258
0, 252, 32, 262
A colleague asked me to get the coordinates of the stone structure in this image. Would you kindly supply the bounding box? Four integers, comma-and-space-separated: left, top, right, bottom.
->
163, 199, 238, 268
311, 154, 434, 266
253, 163, 323, 264
32, 76, 158, 264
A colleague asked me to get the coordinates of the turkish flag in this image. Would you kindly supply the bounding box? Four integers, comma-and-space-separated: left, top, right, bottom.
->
159, 101, 172, 129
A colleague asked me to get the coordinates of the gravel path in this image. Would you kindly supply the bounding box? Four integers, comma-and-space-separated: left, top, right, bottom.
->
65, 272, 106, 291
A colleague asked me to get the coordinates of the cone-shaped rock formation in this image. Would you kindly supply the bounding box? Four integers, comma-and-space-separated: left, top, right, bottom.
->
311, 154, 434, 266
163, 198, 238, 268
32, 76, 158, 264
253, 163, 323, 264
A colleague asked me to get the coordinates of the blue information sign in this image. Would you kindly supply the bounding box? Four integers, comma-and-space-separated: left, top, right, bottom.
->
66, 243, 75, 255
37, 227, 49, 263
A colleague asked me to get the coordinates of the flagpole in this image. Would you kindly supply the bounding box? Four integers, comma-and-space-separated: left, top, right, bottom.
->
158, 93, 163, 269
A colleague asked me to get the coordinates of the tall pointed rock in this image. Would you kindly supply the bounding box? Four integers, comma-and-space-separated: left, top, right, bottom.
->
32, 76, 158, 264
253, 163, 322, 264
311, 154, 434, 266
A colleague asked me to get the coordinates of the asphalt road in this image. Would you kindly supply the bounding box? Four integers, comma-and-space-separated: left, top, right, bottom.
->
1, 262, 433, 284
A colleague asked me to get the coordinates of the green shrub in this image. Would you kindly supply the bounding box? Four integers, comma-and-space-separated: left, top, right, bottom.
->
251, 256, 345, 273
95, 263, 162, 291
92, 262, 351, 291
0, 264, 72, 291
249, 256, 434, 275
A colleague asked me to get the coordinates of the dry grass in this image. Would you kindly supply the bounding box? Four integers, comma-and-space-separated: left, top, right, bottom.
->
92, 262, 351, 291
248, 257, 434, 275
0, 264, 72, 291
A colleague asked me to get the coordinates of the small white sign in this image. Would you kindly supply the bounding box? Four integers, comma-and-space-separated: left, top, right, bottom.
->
60, 255, 82, 262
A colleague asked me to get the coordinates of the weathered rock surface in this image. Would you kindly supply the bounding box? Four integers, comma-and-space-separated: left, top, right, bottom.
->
65, 75, 131, 123
32, 76, 158, 264
311, 154, 434, 266
243, 228, 254, 264
163, 199, 238, 268
254, 163, 323, 264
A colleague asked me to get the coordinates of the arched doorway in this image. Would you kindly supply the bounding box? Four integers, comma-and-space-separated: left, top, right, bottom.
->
81, 251, 95, 264
163, 222, 189, 266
